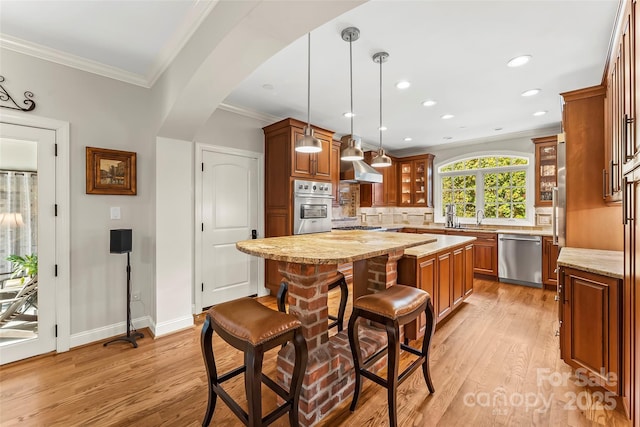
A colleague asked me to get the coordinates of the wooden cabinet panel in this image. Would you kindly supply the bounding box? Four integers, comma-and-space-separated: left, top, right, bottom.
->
399, 254, 436, 340
291, 128, 332, 180
542, 236, 559, 289
452, 247, 464, 307
561, 267, 621, 394
436, 252, 452, 321
360, 151, 398, 207
532, 135, 557, 207
331, 141, 341, 207
464, 243, 474, 296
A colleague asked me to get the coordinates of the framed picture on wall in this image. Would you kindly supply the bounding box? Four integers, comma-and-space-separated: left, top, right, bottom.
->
86, 146, 137, 195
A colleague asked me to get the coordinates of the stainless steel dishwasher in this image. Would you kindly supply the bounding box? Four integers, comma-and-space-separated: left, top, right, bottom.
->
498, 234, 542, 288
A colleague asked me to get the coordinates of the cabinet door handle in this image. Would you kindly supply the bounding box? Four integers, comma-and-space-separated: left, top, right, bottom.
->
611, 160, 618, 193
624, 114, 635, 161
623, 176, 627, 224
554, 295, 560, 302
602, 168, 608, 199
555, 330, 560, 337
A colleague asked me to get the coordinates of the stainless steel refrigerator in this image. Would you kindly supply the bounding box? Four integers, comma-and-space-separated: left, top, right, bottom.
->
553, 132, 566, 249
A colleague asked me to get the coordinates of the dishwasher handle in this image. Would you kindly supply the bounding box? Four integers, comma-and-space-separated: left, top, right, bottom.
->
498, 236, 541, 243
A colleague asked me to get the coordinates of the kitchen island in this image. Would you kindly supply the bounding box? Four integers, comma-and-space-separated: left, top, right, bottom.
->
236, 230, 437, 426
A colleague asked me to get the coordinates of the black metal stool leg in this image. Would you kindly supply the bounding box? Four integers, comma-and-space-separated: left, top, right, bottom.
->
422, 298, 436, 394
200, 315, 218, 427
348, 311, 363, 412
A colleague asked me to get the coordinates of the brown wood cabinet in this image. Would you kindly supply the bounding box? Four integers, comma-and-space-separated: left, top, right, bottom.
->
398, 154, 434, 207
622, 166, 639, 419
532, 135, 557, 207
542, 236, 559, 289
559, 266, 621, 395
360, 151, 397, 207
263, 118, 335, 294
331, 140, 341, 207
398, 240, 474, 339
404, 228, 498, 277
561, 86, 623, 251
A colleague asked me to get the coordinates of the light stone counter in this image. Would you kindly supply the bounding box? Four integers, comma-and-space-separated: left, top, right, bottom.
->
557, 247, 623, 279
236, 230, 437, 264
381, 223, 553, 236
403, 235, 477, 258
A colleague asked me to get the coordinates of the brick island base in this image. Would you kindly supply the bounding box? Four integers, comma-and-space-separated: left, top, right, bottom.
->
274, 252, 404, 426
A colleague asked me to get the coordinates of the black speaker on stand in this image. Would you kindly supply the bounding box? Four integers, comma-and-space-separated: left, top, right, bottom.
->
104, 229, 144, 348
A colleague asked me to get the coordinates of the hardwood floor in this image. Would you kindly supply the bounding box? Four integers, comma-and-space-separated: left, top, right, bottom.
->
0, 279, 630, 426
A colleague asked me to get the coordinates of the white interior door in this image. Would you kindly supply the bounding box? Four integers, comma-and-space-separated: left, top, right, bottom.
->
201, 149, 259, 307
0, 123, 56, 364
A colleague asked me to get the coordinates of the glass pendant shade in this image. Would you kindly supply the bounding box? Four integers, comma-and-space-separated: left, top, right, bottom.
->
372, 148, 392, 167
341, 137, 364, 161
295, 33, 322, 154
296, 126, 322, 153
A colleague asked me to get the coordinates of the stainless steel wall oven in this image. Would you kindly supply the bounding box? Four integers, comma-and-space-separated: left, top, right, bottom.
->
293, 179, 332, 235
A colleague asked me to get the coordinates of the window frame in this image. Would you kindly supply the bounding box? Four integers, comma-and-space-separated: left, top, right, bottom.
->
434, 151, 535, 226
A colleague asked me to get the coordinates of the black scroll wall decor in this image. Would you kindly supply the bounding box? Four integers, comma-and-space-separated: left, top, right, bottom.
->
0, 76, 36, 112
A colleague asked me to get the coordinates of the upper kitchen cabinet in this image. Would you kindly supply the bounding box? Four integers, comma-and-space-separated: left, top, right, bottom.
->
263, 118, 334, 183
398, 154, 434, 207
360, 151, 397, 207
532, 135, 557, 207
561, 85, 623, 251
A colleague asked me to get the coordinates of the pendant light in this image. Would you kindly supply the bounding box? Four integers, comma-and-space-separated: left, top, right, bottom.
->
340, 27, 364, 161
295, 33, 322, 153
371, 51, 392, 168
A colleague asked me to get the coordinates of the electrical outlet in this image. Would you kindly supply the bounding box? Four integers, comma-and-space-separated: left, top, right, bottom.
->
132, 292, 141, 301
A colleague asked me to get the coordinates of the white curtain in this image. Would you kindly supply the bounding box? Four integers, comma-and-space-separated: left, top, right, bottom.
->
0, 171, 37, 274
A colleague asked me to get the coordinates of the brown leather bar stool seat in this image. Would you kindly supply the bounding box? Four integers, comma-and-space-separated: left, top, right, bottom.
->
201, 297, 308, 427
348, 285, 436, 427
277, 271, 348, 332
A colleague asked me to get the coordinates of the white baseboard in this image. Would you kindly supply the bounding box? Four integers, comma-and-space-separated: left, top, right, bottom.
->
69, 316, 151, 348
153, 315, 194, 337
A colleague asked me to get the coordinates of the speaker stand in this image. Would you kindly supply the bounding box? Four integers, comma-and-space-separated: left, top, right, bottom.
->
104, 252, 144, 348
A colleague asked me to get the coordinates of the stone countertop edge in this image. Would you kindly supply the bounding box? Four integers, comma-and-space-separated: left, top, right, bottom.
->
557, 247, 623, 279
385, 223, 553, 236
236, 230, 438, 264
402, 235, 477, 258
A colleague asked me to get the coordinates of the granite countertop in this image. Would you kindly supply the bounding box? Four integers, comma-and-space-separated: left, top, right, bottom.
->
557, 247, 623, 279
402, 235, 477, 258
236, 230, 437, 264
378, 223, 553, 236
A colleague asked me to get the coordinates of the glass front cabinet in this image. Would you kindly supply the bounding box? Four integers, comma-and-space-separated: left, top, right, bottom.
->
532, 135, 558, 207
399, 154, 434, 207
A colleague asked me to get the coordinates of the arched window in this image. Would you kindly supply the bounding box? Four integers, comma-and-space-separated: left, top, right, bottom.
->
438, 156, 529, 220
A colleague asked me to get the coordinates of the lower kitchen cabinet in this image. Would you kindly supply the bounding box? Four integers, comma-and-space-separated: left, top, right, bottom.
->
560, 266, 621, 394
398, 240, 474, 339
542, 236, 559, 289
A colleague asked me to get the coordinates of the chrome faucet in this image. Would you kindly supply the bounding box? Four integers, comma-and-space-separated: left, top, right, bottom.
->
476, 209, 484, 226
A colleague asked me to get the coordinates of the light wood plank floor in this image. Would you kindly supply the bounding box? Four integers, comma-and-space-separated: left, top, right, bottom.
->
0, 279, 631, 426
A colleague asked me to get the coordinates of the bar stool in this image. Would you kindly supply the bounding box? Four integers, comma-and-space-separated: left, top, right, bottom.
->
277, 271, 348, 332
200, 297, 308, 427
348, 285, 435, 427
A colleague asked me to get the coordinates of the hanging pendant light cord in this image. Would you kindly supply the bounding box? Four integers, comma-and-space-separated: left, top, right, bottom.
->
349, 37, 354, 136
307, 33, 311, 127
379, 55, 383, 150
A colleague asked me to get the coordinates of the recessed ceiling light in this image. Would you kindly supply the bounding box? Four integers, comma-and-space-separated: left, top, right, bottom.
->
441, 114, 454, 120
459, 126, 467, 129
379, 126, 387, 131
494, 127, 503, 131
521, 88, 541, 97
507, 55, 532, 67
533, 110, 548, 116
343, 112, 355, 118
422, 100, 437, 107
396, 81, 411, 89
262, 83, 274, 90
404, 137, 412, 142
443, 136, 453, 140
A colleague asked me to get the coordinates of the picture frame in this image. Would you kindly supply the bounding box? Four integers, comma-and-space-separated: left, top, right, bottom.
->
86, 146, 137, 195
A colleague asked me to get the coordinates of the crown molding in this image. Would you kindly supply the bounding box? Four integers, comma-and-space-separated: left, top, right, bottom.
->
218, 102, 282, 124
145, 0, 218, 87
0, 34, 150, 87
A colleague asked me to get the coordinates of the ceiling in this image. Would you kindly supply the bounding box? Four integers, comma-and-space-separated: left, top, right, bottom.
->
0, 0, 620, 153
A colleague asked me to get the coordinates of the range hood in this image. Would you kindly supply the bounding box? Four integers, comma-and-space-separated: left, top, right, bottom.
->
339, 135, 383, 184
